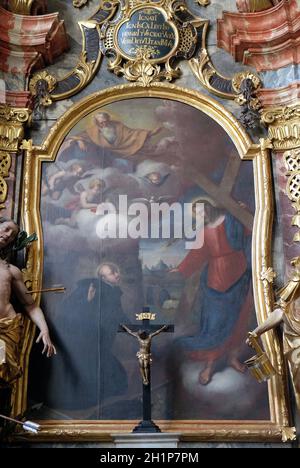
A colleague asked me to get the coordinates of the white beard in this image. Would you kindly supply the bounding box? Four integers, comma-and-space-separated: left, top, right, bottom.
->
100, 125, 117, 144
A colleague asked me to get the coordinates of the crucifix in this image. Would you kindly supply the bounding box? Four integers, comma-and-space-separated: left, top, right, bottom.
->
119, 307, 174, 433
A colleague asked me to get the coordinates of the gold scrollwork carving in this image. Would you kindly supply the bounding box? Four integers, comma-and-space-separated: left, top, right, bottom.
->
29, 71, 57, 108
189, 46, 236, 100
73, 0, 89, 7
111, 47, 180, 86
261, 267, 277, 284
232, 71, 261, 105
20, 140, 35, 290
283, 148, 300, 242
0, 151, 12, 210
281, 426, 297, 443
7, 0, 34, 15
196, 0, 211, 5
0, 106, 31, 124
261, 105, 300, 151
189, 40, 262, 103
101, 1, 206, 85
29, 23, 101, 104
0, 106, 31, 152
70, 50, 97, 93
28, 0, 112, 105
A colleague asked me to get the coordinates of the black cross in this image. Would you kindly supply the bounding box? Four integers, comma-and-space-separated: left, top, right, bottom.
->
118, 306, 174, 433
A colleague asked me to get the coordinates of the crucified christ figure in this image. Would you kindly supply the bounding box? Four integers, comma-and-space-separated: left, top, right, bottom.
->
121, 324, 168, 386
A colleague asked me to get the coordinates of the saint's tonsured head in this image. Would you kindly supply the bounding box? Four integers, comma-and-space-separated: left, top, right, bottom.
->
97, 262, 121, 285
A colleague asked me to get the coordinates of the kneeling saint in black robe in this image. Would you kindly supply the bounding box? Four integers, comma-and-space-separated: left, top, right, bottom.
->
44, 276, 128, 415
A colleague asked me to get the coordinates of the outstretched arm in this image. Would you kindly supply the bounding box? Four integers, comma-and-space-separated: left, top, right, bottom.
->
247, 308, 284, 346
150, 325, 168, 339
121, 324, 138, 338
11, 266, 56, 357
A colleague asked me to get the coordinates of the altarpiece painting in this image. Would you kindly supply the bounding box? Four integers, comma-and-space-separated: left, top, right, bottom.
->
16, 85, 291, 441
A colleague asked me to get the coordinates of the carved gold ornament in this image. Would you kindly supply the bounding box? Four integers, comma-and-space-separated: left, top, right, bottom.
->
261, 267, 277, 284
110, 47, 180, 86
261, 105, 300, 151
28, 0, 259, 103
196, 0, 211, 5
283, 149, 300, 242
189, 43, 262, 103
73, 0, 89, 7
29, 71, 57, 107
29, 0, 212, 100
0, 106, 31, 152
0, 105, 31, 218
281, 426, 296, 443
189, 46, 235, 100
28, 3, 116, 103
261, 104, 300, 241
232, 72, 261, 103
0, 151, 11, 210
136, 312, 156, 321
7, 0, 34, 15
100, 1, 204, 85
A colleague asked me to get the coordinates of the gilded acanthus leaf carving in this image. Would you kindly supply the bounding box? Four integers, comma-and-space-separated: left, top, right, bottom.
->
281, 426, 296, 443
261, 267, 277, 284
110, 48, 180, 86
261, 105, 300, 151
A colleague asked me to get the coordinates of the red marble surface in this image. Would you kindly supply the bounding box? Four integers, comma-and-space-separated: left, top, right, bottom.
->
5, 91, 33, 108
218, 0, 300, 72
0, 6, 68, 75
258, 83, 300, 106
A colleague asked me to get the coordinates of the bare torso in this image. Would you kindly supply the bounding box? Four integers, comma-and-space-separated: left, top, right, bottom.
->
137, 337, 151, 356
0, 259, 17, 320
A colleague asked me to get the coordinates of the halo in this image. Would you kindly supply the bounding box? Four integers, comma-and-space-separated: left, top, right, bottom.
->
189, 195, 218, 208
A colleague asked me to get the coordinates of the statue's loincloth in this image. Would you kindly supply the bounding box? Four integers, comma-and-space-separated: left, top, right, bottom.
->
136, 351, 152, 364
0, 314, 24, 387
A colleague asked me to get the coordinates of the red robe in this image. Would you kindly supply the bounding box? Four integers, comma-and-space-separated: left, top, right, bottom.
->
178, 220, 248, 292
178, 218, 252, 362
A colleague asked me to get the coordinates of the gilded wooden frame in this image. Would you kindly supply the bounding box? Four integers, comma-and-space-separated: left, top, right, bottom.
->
16, 83, 293, 443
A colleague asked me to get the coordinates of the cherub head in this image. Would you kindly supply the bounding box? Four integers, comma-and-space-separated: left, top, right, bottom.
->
70, 163, 84, 177
146, 172, 162, 185
88, 178, 105, 196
